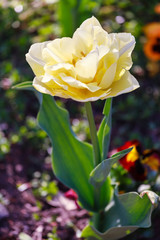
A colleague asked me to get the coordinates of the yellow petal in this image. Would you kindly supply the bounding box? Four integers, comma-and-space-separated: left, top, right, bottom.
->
63, 88, 110, 102
33, 76, 54, 95
114, 56, 132, 81
99, 62, 117, 89
86, 82, 101, 92
79, 16, 101, 30
46, 37, 75, 63
93, 26, 109, 46
119, 39, 135, 57
73, 28, 93, 56
113, 33, 135, 53
44, 63, 75, 78
97, 45, 110, 60
26, 41, 50, 76
42, 47, 63, 65
102, 71, 139, 99
75, 49, 99, 83
73, 88, 111, 102
110, 33, 135, 81
41, 73, 68, 91
60, 75, 101, 92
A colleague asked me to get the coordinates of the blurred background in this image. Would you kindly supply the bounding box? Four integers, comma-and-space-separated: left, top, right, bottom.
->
0, 0, 160, 239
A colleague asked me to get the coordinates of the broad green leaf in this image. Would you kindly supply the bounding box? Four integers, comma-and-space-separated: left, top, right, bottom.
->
81, 225, 102, 240
90, 148, 132, 187
81, 224, 137, 240
12, 81, 33, 90
81, 190, 159, 240
37, 94, 112, 211
98, 98, 112, 160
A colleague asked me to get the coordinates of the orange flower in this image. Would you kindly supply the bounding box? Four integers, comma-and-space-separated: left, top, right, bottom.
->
117, 140, 141, 170
117, 140, 160, 181
143, 23, 160, 61
144, 38, 160, 61
155, 3, 160, 14
142, 149, 160, 171
117, 140, 146, 181
144, 23, 160, 38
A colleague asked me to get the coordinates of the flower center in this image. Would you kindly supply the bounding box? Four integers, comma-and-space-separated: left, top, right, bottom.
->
152, 37, 160, 53
72, 51, 86, 66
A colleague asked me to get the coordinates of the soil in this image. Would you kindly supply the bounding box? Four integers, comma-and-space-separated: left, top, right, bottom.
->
0, 144, 89, 240
0, 136, 160, 240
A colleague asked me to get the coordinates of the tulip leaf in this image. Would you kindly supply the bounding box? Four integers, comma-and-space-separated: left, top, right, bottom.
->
90, 148, 132, 187
12, 81, 42, 103
12, 81, 33, 90
81, 190, 160, 240
98, 98, 112, 160
37, 94, 112, 211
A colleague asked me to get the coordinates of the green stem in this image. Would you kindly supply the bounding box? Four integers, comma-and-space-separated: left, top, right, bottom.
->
85, 102, 101, 167
85, 102, 106, 232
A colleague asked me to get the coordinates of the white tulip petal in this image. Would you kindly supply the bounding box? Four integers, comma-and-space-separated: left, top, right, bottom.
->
40, 73, 68, 91
75, 50, 99, 83
44, 62, 75, 76
99, 62, 117, 89
27, 41, 50, 60
93, 26, 109, 46
60, 75, 101, 92
117, 33, 134, 43
42, 47, 63, 64
34, 76, 69, 100
74, 95, 105, 102
26, 54, 44, 76
33, 76, 53, 95
26, 41, 50, 76
97, 45, 110, 60
119, 40, 135, 57
74, 90, 111, 102
73, 29, 93, 56
47, 38, 75, 62
60, 37, 76, 61
114, 56, 132, 82
111, 33, 135, 58
79, 16, 101, 30
86, 82, 101, 92
104, 71, 139, 98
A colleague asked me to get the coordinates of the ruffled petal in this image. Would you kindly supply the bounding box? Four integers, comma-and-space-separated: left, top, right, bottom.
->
33, 76, 54, 95
46, 37, 75, 63
99, 62, 117, 89
79, 16, 101, 30
26, 41, 50, 76
73, 28, 93, 57
60, 75, 101, 92
102, 71, 139, 99
75, 49, 99, 83
111, 33, 135, 81
44, 63, 75, 78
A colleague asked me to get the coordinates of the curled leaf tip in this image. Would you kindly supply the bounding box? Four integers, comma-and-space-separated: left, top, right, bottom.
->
140, 190, 160, 208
